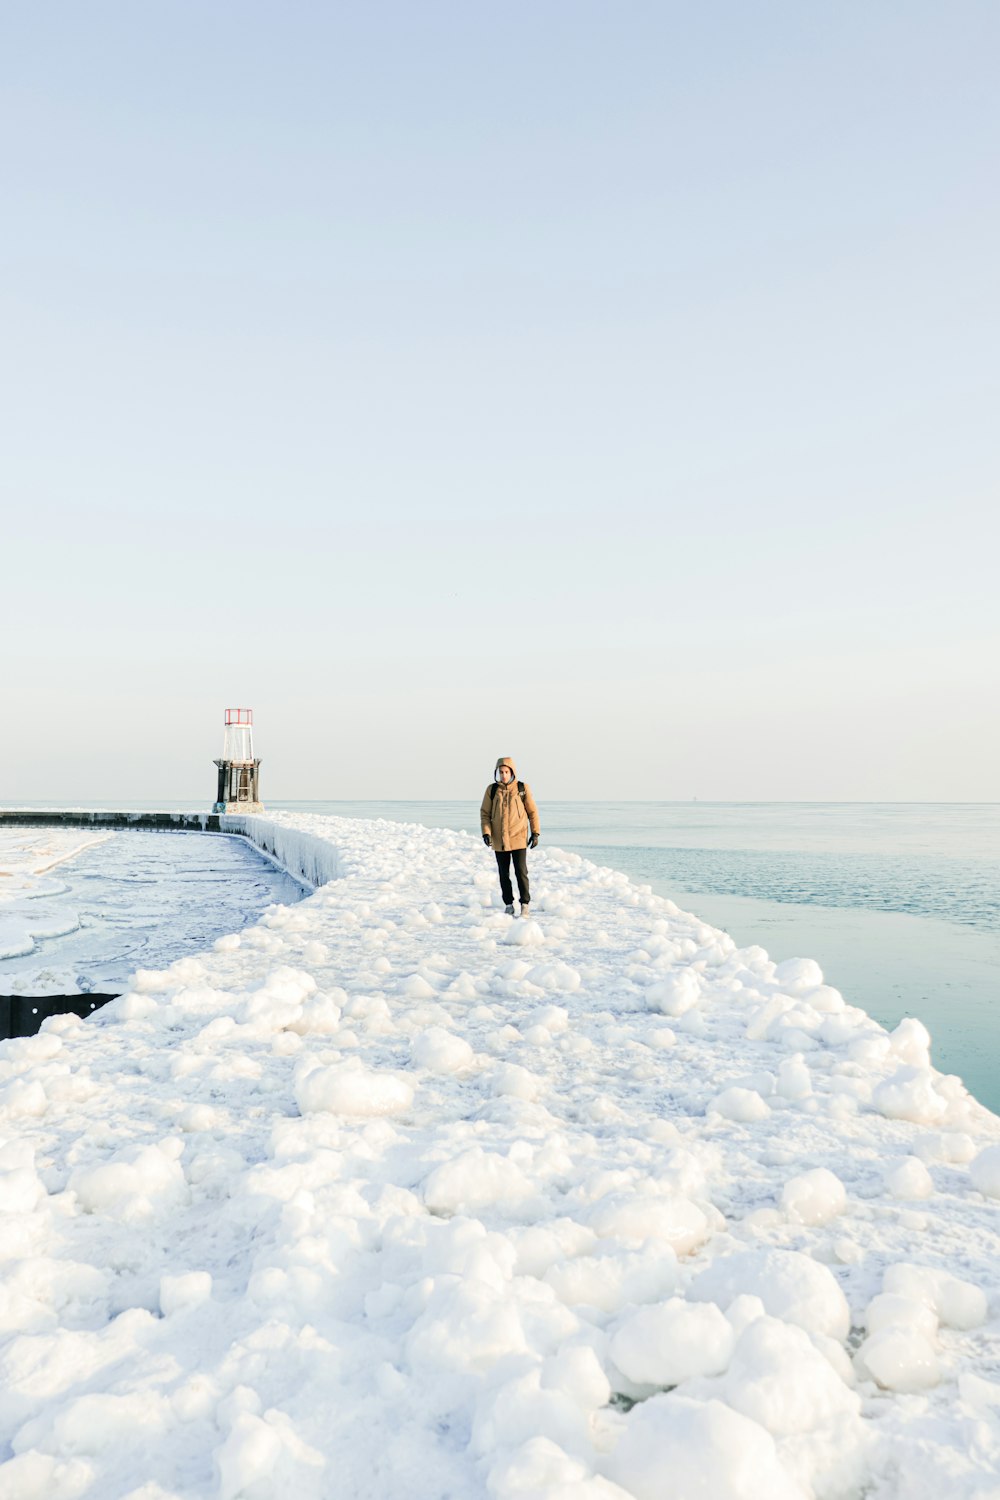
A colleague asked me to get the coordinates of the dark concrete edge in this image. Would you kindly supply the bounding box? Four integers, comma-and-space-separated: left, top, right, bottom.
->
0, 992, 118, 1042
0, 810, 225, 831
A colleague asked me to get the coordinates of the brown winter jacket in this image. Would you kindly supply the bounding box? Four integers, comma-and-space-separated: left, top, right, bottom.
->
480, 757, 540, 851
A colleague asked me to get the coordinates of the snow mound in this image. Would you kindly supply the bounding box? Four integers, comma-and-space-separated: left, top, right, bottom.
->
781, 1168, 846, 1226
293, 1057, 414, 1117
423, 1147, 537, 1216
724, 1315, 860, 1434
410, 1027, 476, 1074
605, 1394, 803, 1500
586, 1191, 709, 1254
711, 1086, 770, 1123
646, 968, 702, 1017
69, 1138, 189, 1222
969, 1143, 1000, 1197
689, 1249, 850, 1341
609, 1297, 735, 1386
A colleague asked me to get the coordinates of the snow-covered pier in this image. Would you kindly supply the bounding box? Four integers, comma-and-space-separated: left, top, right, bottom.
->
1, 810, 999, 1500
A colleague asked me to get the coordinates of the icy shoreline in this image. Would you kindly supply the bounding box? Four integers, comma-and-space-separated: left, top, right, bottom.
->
1, 810, 999, 1500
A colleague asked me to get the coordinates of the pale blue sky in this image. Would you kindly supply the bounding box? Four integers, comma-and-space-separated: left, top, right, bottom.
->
2, 2, 997, 801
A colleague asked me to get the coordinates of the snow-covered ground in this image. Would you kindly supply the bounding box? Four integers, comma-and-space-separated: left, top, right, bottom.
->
1, 810, 999, 1500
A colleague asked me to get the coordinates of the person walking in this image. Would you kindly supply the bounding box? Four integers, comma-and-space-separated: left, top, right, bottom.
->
480, 756, 540, 916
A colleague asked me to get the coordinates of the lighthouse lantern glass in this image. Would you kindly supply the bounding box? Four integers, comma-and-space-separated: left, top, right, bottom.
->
223, 722, 255, 763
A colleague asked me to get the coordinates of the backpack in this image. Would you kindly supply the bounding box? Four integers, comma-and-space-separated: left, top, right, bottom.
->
489, 780, 525, 805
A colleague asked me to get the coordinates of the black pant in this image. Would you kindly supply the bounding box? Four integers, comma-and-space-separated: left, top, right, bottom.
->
495, 848, 530, 906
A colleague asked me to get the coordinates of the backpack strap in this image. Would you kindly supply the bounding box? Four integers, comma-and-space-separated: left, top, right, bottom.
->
489, 781, 526, 803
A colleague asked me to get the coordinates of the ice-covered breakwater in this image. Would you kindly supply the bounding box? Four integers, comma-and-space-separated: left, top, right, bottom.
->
221, 813, 343, 888
1, 810, 999, 1500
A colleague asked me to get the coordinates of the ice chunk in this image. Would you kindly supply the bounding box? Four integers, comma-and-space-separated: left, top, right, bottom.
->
872, 1067, 947, 1124
587, 1192, 709, 1254
423, 1147, 536, 1216
646, 968, 701, 1017
882, 1263, 987, 1330
726, 1294, 767, 1338
159, 1272, 212, 1316
491, 1064, 543, 1101
215, 1410, 324, 1500
542, 1345, 611, 1412
724, 1315, 860, 1434
33, 1389, 173, 1459
544, 1246, 679, 1314
524, 964, 580, 995
176, 1104, 220, 1132
883, 1157, 933, 1200
710, 1087, 770, 1123
888, 1017, 932, 1068
0, 1167, 47, 1215
485, 1436, 612, 1498
286, 992, 344, 1036
913, 1131, 975, 1164
689, 1248, 850, 1340
804, 984, 845, 1014
0, 1451, 92, 1499
404, 1277, 528, 1372
855, 1326, 940, 1392
0, 1080, 49, 1120
781, 1168, 846, 1226
401, 974, 437, 999
499, 919, 546, 948
610, 1297, 735, 1387
773, 957, 824, 991
525, 1003, 570, 1032
69, 1140, 189, 1223
604, 1394, 802, 1500
776, 1057, 812, 1100
410, 1027, 475, 1074
865, 1293, 938, 1341
969, 1144, 1000, 1199
294, 1058, 414, 1118
471, 1367, 589, 1459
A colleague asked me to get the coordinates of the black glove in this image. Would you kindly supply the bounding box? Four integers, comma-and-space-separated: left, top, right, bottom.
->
529, 833, 539, 848
483, 834, 491, 847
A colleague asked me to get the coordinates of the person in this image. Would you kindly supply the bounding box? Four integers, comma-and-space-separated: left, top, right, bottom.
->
480, 756, 540, 916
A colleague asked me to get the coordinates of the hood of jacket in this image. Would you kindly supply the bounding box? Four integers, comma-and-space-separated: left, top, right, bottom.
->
481, 761, 539, 848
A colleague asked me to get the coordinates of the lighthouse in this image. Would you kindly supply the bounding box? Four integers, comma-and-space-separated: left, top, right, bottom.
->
213, 708, 263, 813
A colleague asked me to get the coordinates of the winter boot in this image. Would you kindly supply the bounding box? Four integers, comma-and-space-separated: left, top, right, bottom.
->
520, 903, 532, 919
504, 903, 515, 916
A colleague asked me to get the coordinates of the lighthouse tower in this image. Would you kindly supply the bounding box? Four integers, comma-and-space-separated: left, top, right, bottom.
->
213, 708, 263, 813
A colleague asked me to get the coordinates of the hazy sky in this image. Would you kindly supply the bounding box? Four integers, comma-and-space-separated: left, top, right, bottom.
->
2, 2, 997, 802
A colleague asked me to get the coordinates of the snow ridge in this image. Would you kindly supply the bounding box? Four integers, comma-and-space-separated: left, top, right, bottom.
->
0, 810, 998, 1500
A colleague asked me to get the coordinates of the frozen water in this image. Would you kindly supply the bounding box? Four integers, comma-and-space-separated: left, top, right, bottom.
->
0, 828, 307, 994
